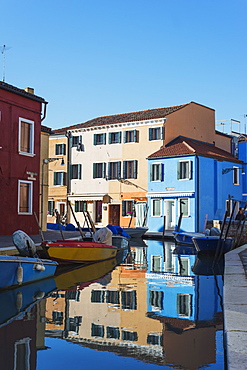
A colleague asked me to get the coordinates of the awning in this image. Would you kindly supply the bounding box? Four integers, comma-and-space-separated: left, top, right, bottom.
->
147, 191, 194, 199
68, 194, 105, 201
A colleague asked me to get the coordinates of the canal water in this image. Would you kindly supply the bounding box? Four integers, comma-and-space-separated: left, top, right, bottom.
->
0, 239, 225, 370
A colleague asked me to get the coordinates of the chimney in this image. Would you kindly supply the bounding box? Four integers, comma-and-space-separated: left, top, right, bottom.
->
25, 87, 34, 94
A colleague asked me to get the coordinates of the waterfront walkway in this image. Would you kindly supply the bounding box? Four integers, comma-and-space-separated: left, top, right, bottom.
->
0, 230, 246, 369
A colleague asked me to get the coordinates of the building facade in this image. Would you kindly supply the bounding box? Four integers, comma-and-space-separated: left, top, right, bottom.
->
49, 102, 226, 230
0, 82, 47, 235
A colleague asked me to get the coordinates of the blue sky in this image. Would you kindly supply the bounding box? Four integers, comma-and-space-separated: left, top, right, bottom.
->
1, 0, 247, 132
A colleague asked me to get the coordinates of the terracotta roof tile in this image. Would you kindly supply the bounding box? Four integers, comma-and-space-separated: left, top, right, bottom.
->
0, 81, 47, 103
148, 136, 242, 163
52, 103, 188, 133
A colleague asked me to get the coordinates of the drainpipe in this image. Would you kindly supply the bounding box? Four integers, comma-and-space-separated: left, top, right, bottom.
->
41, 102, 48, 122
195, 155, 199, 232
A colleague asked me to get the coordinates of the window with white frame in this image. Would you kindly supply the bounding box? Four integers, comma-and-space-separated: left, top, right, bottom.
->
233, 167, 239, 185
70, 164, 82, 179
108, 132, 121, 144
179, 198, 189, 217
150, 290, 163, 311
123, 130, 139, 143
55, 143, 66, 155
19, 118, 34, 155
151, 255, 162, 272
150, 163, 162, 181
149, 127, 163, 141
18, 180, 32, 214
177, 160, 192, 180
123, 160, 137, 179
54, 171, 66, 185
14, 338, 31, 370
177, 293, 192, 317
122, 200, 135, 217
152, 199, 162, 217
93, 133, 106, 145
75, 200, 87, 212
108, 161, 121, 180
93, 162, 106, 178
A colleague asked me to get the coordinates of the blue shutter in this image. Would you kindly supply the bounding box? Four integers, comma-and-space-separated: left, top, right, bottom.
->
189, 161, 192, 179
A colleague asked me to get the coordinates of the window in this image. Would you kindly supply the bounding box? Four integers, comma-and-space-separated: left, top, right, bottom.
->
75, 201, 87, 212
233, 167, 239, 185
152, 199, 162, 217
19, 118, 34, 155
124, 130, 138, 143
70, 164, 82, 179
122, 331, 138, 341
106, 290, 120, 305
91, 290, 105, 303
93, 163, 106, 178
150, 163, 162, 181
107, 326, 120, 339
177, 160, 192, 180
108, 161, 121, 180
54, 171, 66, 185
91, 323, 104, 338
179, 198, 189, 217
122, 200, 136, 217
55, 143, 66, 155
18, 180, 32, 214
123, 160, 137, 179
177, 294, 192, 317
109, 132, 121, 144
68, 316, 82, 333
150, 290, 163, 310
151, 255, 162, 272
48, 200, 55, 215
70, 135, 82, 147
52, 311, 63, 325
149, 127, 163, 141
121, 290, 137, 310
14, 338, 31, 370
93, 133, 106, 145
147, 334, 162, 345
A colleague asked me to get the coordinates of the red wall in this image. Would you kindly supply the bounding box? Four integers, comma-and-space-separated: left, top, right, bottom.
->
0, 87, 43, 235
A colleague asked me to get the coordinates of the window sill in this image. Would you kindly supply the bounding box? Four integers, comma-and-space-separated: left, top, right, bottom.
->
19, 151, 36, 157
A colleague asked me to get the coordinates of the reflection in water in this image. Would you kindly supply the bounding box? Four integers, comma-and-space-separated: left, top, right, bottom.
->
0, 240, 225, 369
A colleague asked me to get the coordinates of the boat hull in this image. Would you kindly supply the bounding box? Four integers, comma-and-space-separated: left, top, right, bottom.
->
123, 227, 148, 238
173, 231, 205, 245
192, 236, 233, 253
43, 241, 118, 263
0, 255, 58, 290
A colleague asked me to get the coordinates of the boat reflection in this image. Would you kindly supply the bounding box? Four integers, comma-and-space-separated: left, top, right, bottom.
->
0, 239, 225, 369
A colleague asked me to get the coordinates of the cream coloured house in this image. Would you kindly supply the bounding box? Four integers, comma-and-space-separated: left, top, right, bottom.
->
49, 102, 231, 229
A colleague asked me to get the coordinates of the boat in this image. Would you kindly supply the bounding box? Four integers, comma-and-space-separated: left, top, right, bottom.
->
122, 226, 148, 238
40, 240, 118, 264
173, 230, 205, 245
192, 235, 233, 254
0, 255, 58, 290
0, 277, 56, 328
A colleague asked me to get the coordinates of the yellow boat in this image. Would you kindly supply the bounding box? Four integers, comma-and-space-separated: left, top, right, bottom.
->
41, 240, 118, 264
55, 258, 118, 291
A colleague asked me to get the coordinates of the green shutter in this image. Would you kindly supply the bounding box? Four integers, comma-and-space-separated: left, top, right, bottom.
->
118, 132, 122, 143
109, 133, 112, 144
93, 163, 96, 178
149, 128, 153, 141
78, 164, 82, 179
54, 172, 57, 185
134, 160, 138, 179
117, 161, 121, 179
123, 131, 127, 143
123, 161, 126, 178
103, 133, 106, 145
122, 201, 126, 216
93, 134, 97, 145
103, 163, 106, 178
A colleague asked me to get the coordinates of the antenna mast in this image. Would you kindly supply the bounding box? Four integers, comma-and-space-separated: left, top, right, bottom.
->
1, 45, 10, 82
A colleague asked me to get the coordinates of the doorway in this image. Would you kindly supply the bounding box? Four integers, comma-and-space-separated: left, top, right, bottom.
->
108, 204, 120, 225
165, 200, 175, 229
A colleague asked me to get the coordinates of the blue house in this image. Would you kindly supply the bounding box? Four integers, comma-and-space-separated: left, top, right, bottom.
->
147, 136, 245, 233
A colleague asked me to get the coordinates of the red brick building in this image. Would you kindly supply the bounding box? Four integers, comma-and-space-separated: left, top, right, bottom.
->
0, 82, 48, 235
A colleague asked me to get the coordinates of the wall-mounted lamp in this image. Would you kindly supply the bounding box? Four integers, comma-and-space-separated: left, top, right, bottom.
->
222, 166, 245, 175
43, 157, 65, 165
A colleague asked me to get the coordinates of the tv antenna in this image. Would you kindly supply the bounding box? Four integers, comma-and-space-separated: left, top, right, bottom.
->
1, 45, 11, 82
